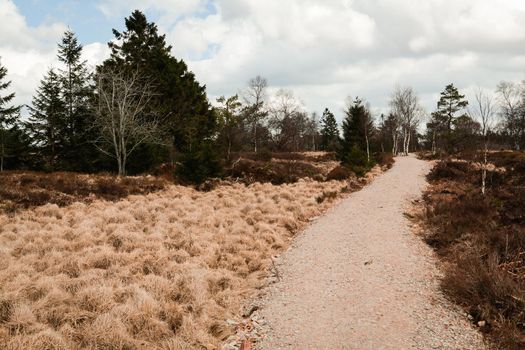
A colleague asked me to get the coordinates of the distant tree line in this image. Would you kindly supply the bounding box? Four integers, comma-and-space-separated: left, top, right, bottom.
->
1, 10, 524, 182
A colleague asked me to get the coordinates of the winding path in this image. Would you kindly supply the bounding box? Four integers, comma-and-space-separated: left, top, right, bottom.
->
257, 155, 485, 349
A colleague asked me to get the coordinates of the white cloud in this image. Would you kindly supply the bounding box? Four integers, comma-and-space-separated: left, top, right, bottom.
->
0, 0, 66, 109
0, 0, 110, 112
0, 0, 65, 50
97, 0, 210, 22
181, 0, 525, 119
83, 42, 111, 70
5, 0, 525, 124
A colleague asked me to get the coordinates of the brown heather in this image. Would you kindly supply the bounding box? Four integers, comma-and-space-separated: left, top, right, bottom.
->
0, 178, 356, 349
0, 171, 167, 213
421, 152, 525, 349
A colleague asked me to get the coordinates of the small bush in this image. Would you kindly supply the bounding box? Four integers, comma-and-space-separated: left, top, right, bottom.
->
375, 152, 395, 169
340, 146, 374, 177
254, 149, 272, 162
176, 142, 223, 184
326, 166, 355, 181
96, 178, 128, 197
489, 151, 525, 172
417, 150, 447, 160
427, 160, 473, 182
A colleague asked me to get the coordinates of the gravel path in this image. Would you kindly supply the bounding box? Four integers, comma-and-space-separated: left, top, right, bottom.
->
256, 155, 486, 350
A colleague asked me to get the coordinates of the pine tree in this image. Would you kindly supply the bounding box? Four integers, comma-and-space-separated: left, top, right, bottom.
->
320, 108, 339, 151
100, 10, 220, 181
431, 83, 469, 153
339, 98, 374, 175
26, 69, 67, 170
57, 30, 96, 171
0, 60, 21, 171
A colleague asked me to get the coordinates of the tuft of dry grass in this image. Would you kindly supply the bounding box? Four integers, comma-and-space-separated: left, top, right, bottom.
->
421, 154, 525, 349
0, 171, 167, 213
0, 176, 365, 349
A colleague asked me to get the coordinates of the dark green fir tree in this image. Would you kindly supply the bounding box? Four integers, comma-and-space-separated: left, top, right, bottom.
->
320, 108, 339, 151
100, 10, 221, 181
0, 60, 21, 171
26, 69, 67, 170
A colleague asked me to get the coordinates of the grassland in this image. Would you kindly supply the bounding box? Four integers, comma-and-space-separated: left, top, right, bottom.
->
0, 153, 384, 349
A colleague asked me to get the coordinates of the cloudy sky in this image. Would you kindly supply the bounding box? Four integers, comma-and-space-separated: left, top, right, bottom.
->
2, 0, 525, 121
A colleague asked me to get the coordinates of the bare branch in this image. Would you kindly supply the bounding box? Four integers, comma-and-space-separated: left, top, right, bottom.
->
92, 67, 161, 176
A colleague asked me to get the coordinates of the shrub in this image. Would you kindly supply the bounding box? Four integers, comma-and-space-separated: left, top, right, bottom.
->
233, 151, 337, 163
489, 151, 525, 172
231, 159, 322, 185
326, 166, 355, 181
375, 152, 395, 169
0, 171, 167, 212
422, 156, 525, 348
176, 142, 223, 184
340, 145, 374, 177
254, 149, 272, 162
427, 160, 473, 182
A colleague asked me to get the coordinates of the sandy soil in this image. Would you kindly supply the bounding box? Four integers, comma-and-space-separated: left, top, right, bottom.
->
256, 155, 486, 350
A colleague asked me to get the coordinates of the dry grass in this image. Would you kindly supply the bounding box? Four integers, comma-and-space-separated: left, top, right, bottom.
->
0, 171, 167, 213
0, 176, 362, 349
421, 155, 525, 349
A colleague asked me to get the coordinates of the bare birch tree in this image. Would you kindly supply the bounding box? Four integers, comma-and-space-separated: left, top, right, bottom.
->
389, 86, 423, 155
270, 89, 307, 151
389, 113, 402, 155
496, 81, 523, 150
93, 68, 160, 176
243, 75, 268, 152
470, 87, 495, 195
363, 102, 373, 162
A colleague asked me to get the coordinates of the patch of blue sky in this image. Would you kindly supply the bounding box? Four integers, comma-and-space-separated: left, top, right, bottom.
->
13, 0, 218, 49
200, 42, 220, 60
14, 0, 118, 44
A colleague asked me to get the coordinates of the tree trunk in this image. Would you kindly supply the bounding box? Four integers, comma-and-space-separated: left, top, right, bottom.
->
405, 131, 411, 155
392, 134, 395, 155
0, 139, 4, 172
227, 137, 232, 161
122, 152, 127, 177
117, 156, 123, 177
365, 134, 370, 163
482, 140, 488, 195
253, 122, 257, 153
431, 130, 436, 155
